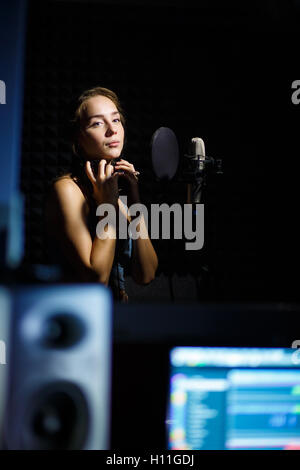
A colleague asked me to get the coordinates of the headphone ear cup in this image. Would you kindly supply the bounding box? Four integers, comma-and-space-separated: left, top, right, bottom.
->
111, 156, 122, 166
90, 159, 100, 178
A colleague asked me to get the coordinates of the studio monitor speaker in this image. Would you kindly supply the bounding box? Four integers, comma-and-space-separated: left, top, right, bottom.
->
1, 284, 112, 450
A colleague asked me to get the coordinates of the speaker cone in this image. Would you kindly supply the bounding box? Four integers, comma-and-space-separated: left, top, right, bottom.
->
21, 382, 90, 450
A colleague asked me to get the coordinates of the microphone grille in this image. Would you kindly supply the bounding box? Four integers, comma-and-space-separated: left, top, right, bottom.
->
191, 137, 205, 158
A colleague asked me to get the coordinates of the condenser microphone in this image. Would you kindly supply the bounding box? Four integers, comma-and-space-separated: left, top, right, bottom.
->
187, 137, 206, 203
190, 137, 206, 171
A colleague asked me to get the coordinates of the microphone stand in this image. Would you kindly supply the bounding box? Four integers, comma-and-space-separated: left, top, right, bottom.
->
186, 154, 222, 203
183, 153, 223, 301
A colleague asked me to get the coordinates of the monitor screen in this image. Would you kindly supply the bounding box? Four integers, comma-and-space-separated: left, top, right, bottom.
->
167, 347, 300, 450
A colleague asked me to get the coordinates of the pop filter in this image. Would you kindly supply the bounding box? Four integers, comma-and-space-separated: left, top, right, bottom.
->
151, 127, 179, 180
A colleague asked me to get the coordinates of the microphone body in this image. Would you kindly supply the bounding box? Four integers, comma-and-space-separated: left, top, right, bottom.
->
187, 137, 206, 203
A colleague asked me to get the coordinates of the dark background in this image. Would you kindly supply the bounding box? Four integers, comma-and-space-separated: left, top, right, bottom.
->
20, 0, 300, 302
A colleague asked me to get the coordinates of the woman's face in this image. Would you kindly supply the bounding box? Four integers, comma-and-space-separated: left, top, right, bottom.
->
78, 95, 124, 161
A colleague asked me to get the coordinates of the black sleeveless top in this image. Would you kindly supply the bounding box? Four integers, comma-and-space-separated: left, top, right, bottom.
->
86, 197, 133, 301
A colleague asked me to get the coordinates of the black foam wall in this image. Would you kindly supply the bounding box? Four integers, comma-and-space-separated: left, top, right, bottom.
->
20, 0, 300, 301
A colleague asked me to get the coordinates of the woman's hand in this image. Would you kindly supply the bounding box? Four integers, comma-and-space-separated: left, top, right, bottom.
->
85, 159, 120, 207
114, 158, 140, 205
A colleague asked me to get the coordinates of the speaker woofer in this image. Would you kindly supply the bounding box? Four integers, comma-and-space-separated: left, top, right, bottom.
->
22, 381, 90, 450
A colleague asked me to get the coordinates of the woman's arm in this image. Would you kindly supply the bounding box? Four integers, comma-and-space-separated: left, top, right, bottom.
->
130, 213, 159, 285
114, 159, 158, 285
46, 170, 119, 285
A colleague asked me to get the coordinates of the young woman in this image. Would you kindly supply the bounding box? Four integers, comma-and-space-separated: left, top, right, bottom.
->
45, 87, 158, 302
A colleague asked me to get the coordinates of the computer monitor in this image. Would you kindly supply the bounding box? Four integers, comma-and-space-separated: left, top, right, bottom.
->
167, 347, 300, 450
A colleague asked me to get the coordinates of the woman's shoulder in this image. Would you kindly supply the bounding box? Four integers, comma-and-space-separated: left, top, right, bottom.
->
49, 174, 85, 200
46, 174, 90, 220
52, 173, 79, 188
53, 173, 93, 204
